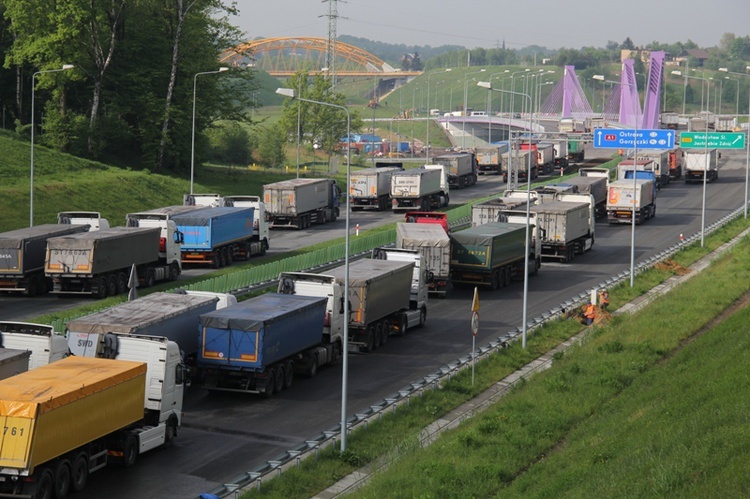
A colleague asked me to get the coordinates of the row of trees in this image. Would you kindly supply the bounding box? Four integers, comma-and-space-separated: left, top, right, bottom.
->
0, 0, 257, 173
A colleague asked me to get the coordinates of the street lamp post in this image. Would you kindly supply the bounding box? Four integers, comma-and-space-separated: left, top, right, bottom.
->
30, 64, 75, 227
275, 87, 352, 451
487, 70, 510, 144
672, 70, 710, 247
191, 67, 228, 194
462, 68, 485, 149
594, 75, 641, 286
723, 76, 740, 118
426, 69, 451, 163
478, 81, 533, 349
508, 68, 530, 119
719, 67, 750, 219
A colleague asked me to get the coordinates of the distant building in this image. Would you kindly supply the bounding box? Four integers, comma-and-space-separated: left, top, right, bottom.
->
674, 49, 710, 67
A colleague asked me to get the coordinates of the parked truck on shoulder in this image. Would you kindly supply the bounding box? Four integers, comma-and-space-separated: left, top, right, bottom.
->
279, 257, 426, 353
450, 222, 539, 290
0, 224, 89, 296
263, 178, 341, 229
45, 227, 180, 298
684, 149, 720, 183
0, 349, 184, 499
196, 293, 330, 396
396, 223, 450, 296
475, 143, 508, 175
606, 179, 656, 224
349, 167, 401, 211
391, 168, 449, 212
431, 152, 477, 188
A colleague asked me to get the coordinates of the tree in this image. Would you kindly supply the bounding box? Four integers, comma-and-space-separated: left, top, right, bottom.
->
411, 52, 423, 71
206, 121, 251, 165
257, 123, 286, 167
621, 37, 635, 50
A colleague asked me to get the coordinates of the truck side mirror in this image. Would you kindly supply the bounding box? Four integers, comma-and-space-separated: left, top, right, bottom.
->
174, 230, 184, 243
339, 296, 345, 314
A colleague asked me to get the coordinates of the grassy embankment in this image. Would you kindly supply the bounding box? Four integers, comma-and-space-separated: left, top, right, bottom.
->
239, 217, 750, 498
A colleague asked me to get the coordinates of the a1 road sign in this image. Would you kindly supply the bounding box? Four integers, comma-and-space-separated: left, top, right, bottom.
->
593, 128, 675, 149
679, 132, 746, 149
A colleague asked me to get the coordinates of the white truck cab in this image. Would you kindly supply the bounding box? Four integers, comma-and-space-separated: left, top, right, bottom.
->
57, 211, 110, 231
222, 195, 270, 252
0, 321, 69, 369
125, 213, 183, 278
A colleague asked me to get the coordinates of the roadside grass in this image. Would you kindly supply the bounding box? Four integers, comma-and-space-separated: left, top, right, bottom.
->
238, 221, 750, 499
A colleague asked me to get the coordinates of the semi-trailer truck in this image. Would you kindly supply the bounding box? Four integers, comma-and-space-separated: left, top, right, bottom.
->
349, 167, 401, 211
606, 179, 656, 224
502, 150, 538, 183
561, 168, 609, 218
520, 141, 555, 174
396, 223, 451, 296
391, 168, 449, 212
684, 149, 720, 183
0, 347, 184, 499
263, 178, 341, 229
471, 197, 534, 227
45, 227, 181, 298
475, 143, 508, 175
0, 224, 89, 296
431, 152, 477, 188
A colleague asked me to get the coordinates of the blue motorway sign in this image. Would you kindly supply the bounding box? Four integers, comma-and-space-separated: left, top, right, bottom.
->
593, 128, 676, 149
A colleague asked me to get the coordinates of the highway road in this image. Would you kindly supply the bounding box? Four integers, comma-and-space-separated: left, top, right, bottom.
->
3, 146, 749, 499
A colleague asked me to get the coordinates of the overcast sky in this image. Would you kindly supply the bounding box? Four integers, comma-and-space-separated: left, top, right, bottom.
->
234, 0, 749, 50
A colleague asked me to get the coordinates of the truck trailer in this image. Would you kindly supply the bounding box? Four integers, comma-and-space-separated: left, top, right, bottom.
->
561, 168, 609, 218
65, 291, 223, 362
349, 167, 401, 211
0, 224, 89, 296
431, 152, 477, 188
0, 322, 68, 370
169, 206, 257, 267
521, 142, 555, 174
521, 196, 595, 262
471, 197, 534, 227
502, 150, 538, 183
396, 223, 451, 296
0, 349, 184, 498
635, 151, 672, 187
263, 178, 341, 229
391, 168, 449, 212
606, 179, 656, 224
450, 222, 538, 290
0, 349, 30, 380
684, 149, 720, 183
278, 257, 426, 353
45, 227, 180, 298
475, 144, 508, 175
196, 293, 329, 396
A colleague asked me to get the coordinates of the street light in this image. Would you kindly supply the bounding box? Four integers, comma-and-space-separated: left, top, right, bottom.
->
426, 68, 451, 163
462, 68, 485, 149
723, 76, 740, 118
478, 80, 533, 349
487, 70, 510, 144
191, 67, 228, 194
508, 68, 530, 119
719, 67, 750, 219
30, 64, 75, 227
672, 70, 710, 247
594, 75, 641, 286
276, 86, 352, 451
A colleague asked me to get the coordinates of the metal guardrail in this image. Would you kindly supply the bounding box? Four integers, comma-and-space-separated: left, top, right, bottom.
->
198, 205, 747, 498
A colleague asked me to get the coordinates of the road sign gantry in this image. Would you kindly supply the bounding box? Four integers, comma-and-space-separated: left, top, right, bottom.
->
593, 128, 675, 149
679, 131, 746, 150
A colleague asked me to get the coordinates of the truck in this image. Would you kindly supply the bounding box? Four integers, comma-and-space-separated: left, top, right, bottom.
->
606, 179, 656, 224
660, 112, 680, 129
616, 160, 660, 201
263, 178, 341, 229
166, 206, 258, 267
45, 226, 180, 298
0, 345, 185, 498
502, 150, 538, 183
349, 167, 401, 211
562, 168, 609, 218
404, 211, 450, 233
65, 291, 225, 363
520, 141, 555, 174
195, 293, 329, 396
391, 168, 449, 212
532, 184, 577, 202
278, 257, 426, 353
668, 148, 683, 180
220, 195, 271, 255
0, 322, 68, 369
0, 224, 89, 296
450, 221, 539, 290
559, 117, 585, 134
431, 152, 477, 188
511, 194, 595, 262
0, 349, 30, 380
396, 223, 451, 296
56, 211, 110, 231
636, 150, 672, 187
544, 138, 569, 171
684, 149, 720, 183
566, 136, 585, 163
715, 115, 737, 132
471, 197, 533, 227
475, 143, 508, 175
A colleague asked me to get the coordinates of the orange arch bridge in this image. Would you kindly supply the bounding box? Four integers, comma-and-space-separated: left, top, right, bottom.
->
221, 36, 421, 77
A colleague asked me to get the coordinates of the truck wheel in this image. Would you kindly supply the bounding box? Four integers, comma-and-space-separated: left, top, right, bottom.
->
284, 361, 294, 389
380, 320, 389, 346
169, 263, 180, 280
274, 365, 285, 393
96, 276, 108, 299
363, 327, 375, 352
503, 266, 512, 286
398, 314, 409, 336
123, 435, 138, 468
373, 323, 382, 349
71, 453, 88, 492
28, 468, 53, 499
24, 275, 38, 297
490, 271, 500, 290
53, 460, 72, 499
165, 418, 178, 446
116, 272, 128, 295
419, 307, 427, 327
145, 268, 156, 288
306, 355, 318, 378
264, 369, 276, 397
106, 274, 118, 297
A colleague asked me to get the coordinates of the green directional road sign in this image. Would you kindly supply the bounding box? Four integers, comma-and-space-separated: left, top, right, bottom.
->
680, 131, 746, 149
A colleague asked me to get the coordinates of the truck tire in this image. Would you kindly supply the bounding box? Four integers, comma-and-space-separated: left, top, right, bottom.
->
27, 468, 53, 499
96, 276, 108, 299
490, 270, 500, 290
503, 266, 511, 286
53, 460, 72, 499
264, 369, 276, 397
145, 268, 156, 288
380, 319, 390, 346
116, 272, 128, 295
305, 355, 318, 378
419, 306, 427, 327
107, 274, 118, 297
123, 435, 138, 468
373, 323, 382, 350
169, 263, 180, 280
71, 453, 88, 492
284, 361, 294, 389
165, 417, 178, 446
274, 365, 285, 393
24, 275, 38, 297
398, 314, 409, 336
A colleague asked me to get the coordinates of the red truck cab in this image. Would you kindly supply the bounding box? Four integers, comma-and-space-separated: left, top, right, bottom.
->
404, 211, 450, 234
